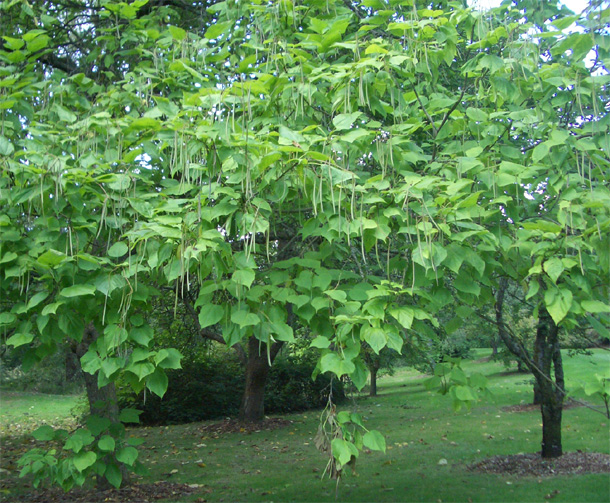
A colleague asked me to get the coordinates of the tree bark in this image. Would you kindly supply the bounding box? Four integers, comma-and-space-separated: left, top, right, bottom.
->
533, 380, 542, 405
369, 366, 378, 397
74, 323, 129, 488
532, 305, 564, 458
493, 278, 564, 458
238, 337, 283, 423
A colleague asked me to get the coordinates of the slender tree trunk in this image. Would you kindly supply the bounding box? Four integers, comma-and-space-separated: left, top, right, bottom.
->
532, 306, 564, 458
491, 335, 499, 357
369, 365, 378, 397
74, 323, 128, 488
238, 337, 283, 423
533, 380, 542, 405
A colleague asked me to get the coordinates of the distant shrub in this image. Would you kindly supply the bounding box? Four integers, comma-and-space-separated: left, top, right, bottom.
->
437, 331, 473, 362
0, 345, 83, 395
266, 357, 345, 413
118, 354, 345, 425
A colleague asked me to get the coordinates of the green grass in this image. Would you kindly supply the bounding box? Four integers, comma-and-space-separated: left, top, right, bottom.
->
1, 350, 609, 502
0, 389, 82, 436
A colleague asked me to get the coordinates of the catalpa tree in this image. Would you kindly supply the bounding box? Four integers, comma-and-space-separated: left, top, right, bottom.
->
0, 0, 608, 491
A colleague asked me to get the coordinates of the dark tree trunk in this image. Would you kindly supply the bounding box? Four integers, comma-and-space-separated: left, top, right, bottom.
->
493, 278, 564, 459
533, 380, 542, 405
65, 346, 81, 383
74, 323, 128, 488
238, 337, 283, 423
491, 335, 499, 357
532, 305, 564, 458
369, 366, 378, 397
76, 324, 121, 422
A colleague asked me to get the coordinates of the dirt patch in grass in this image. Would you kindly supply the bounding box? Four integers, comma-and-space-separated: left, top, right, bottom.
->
197, 417, 292, 436
0, 481, 200, 503
468, 451, 610, 477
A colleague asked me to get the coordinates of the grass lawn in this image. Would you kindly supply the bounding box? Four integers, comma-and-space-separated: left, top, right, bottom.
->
1, 349, 608, 502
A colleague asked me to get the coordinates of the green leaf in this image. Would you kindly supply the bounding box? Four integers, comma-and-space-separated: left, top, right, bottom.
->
204, 21, 232, 40
319, 353, 355, 378
544, 288, 573, 325
470, 373, 488, 390
543, 258, 564, 284
126, 361, 155, 381
108, 242, 128, 258
198, 304, 224, 328
361, 325, 387, 354
454, 385, 476, 401
104, 462, 122, 488
0, 135, 14, 156
65, 429, 95, 452
363, 430, 386, 452
119, 408, 142, 424
331, 438, 358, 466
453, 273, 481, 296
450, 367, 467, 385
0, 251, 17, 264
116, 446, 138, 466
324, 289, 347, 303
232, 269, 255, 288
386, 328, 403, 354
168, 25, 186, 41
389, 306, 414, 329
581, 300, 610, 313
100, 358, 122, 378
73, 451, 97, 472
532, 142, 550, 163
131, 325, 154, 347
231, 309, 260, 328
587, 316, 610, 339
584, 380, 603, 396
32, 425, 55, 441
87, 416, 111, 436
104, 324, 128, 349
59, 284, 96, 298
310, 336, 330, 349
332, 112, 362, 130
349, 357, 368, 391
37, 249, 66, 267
0, 312, 16, 325
26, 34, 49, 52
97, 435, 115, 452
269, 320, 294, 342
6, 332, 34, 347
146, 368, 169, 398
155, 348, 182, 369
525, 281, 540, 301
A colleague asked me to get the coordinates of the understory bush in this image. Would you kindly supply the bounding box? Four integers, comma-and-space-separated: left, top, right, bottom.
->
0, 345, 83, 395
118, 354, 345, 425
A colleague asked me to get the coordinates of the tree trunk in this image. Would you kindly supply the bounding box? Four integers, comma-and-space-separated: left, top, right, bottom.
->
533, 380, 542, 405
532, 305, 564, 458
238, 337, 283, 423
65, 346, 81, 383
74, 323, 128, 488
493, 278, 564, 458
369, 366, 378, 397
491, 335, 499, 357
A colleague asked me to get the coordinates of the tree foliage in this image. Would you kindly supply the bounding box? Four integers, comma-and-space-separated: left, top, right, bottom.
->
1, 0, 608, 489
